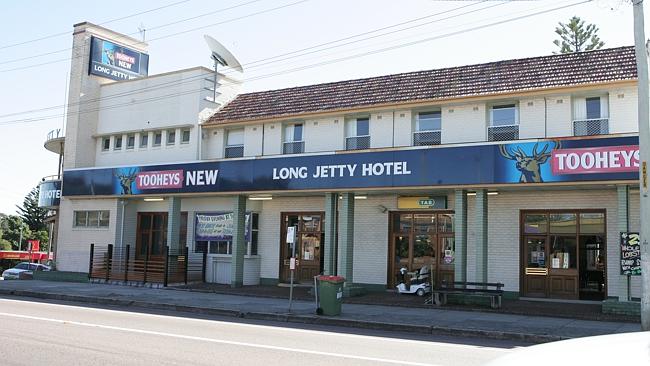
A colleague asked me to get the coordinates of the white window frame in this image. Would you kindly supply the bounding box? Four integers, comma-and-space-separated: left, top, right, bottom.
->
415, 111, 441, 132
153, 131, 162, 147
489, 103, 519, 127
140, 133, 149, 148
113, 135, 123, 150
102, 137, 110, 151
181, 129, 191, 144
126, 134, 135, 150
166, 129, 176, 146
73, 210, 110, 228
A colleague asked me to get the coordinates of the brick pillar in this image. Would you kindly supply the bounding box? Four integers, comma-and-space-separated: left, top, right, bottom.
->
324, 193, 337, 275
617, 185, 630, 301
475, 189, 488, 283
231, 195, 246, 288
337, 193, 354, 283
167, 197, 181, 251
454, 189, 468, 282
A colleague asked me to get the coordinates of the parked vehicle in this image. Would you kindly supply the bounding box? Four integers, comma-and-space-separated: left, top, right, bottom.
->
1, 262, 51, 280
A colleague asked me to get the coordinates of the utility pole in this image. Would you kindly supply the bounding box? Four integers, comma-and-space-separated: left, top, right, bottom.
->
632, 0, 650, 331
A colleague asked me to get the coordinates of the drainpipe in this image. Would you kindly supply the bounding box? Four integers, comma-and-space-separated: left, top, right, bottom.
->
120, 200, 128, 248
543, 97, 548, 138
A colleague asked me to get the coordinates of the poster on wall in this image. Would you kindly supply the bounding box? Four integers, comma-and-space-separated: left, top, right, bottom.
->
88, 36, 149, 81
195, 212, 250, 241
620, 232, 641, 275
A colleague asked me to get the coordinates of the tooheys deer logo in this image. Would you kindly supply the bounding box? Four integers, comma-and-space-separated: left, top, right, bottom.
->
499, 141, 561, 183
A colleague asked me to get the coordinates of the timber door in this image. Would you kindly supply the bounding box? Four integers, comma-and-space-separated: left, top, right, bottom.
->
280, 213, 324, 283
136, 212, 167, 260
521, 211, 606, 300
388, 212, 455, 288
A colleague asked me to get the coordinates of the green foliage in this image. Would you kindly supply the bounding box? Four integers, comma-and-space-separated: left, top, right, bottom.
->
0, 215, 30, 250
16, 186, 48, 233
0, 238, 11, 251
553, 16, 605, 54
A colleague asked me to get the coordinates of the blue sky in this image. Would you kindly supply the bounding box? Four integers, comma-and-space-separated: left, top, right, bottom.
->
0, 0, 642, 214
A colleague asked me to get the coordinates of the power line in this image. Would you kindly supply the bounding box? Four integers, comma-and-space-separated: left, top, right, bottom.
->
0, 0, 588, 127
0, 0, 493, 119
0, 0, 310, 74
0, 0, 266, 66
0, 0, 192, 51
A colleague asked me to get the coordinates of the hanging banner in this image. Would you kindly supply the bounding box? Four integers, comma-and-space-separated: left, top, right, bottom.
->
620, 232, 641, 275
194, 212, 250, 241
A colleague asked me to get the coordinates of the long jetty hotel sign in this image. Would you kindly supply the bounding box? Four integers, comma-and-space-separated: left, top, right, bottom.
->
89, 37, 149, 81
63, 136, 641, 197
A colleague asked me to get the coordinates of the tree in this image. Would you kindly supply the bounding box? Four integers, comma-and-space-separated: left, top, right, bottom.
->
16, 186, 48, 233
0, 215, 31, 250
553, 16, 605, 54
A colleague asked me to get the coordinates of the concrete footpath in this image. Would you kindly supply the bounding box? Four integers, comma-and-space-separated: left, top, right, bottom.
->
0, 280, 641, 343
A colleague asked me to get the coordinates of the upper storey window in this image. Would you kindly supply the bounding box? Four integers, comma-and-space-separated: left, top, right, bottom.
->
573, 96, 609, 136
225, 128, 244, 158
488, 104, 519, 141
283, 123, 304, 154
346, 117, 370, 150
414, 111, 441, 146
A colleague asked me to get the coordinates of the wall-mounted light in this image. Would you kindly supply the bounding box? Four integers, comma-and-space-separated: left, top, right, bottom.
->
249, 195, 273, 201
466, 191, 499, 196
144, 197, 164, 202
354, 195, 367, 200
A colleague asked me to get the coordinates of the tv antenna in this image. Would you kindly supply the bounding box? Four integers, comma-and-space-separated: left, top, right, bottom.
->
204, 35, 243, 103
138, 23, 146, 42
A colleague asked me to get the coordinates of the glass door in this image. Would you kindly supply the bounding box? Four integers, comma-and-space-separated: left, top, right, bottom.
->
523, 236, 548, 297
136, 212, 168, 260
280, 213, 324, 283
438, 236, 455, 287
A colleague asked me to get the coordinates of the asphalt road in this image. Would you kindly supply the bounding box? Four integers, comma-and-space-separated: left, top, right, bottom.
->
0, 297, 521, 366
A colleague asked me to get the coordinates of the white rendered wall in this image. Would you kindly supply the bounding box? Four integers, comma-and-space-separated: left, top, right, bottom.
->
518, 98, 546, 139
263, 122, 282, 156
393, 110, 413, 147
545, 95, 572, 137
441, 104, 486, 144
370, 112, 394, 148
244, 124, 263, 157
304, 117, 344, 152
609, 86, 638, 134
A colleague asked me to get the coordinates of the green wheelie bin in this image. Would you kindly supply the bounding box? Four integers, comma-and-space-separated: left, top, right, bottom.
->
317, 275, 345, 316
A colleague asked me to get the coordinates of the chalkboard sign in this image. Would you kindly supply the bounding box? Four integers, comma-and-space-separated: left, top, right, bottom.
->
620, 232, 641, 276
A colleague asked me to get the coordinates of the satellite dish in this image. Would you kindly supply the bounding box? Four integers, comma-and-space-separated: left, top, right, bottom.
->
203, 35, 243, 73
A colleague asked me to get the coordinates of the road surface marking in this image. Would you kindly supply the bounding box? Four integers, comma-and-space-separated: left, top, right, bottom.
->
0, 311, 441, 366
0, 298, 511, 352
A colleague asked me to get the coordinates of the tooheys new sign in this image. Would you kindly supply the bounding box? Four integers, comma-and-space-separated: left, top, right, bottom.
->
62, 136, 640, 197
88, 36, 149, 81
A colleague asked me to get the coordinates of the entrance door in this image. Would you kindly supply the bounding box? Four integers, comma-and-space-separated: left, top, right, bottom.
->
388, 212, 455, 288
523, 236, 548, 297
280, 213, 324, 283
136, 212, 167, 260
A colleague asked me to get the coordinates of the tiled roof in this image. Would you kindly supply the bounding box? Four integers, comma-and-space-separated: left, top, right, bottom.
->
206, 46, 637, 125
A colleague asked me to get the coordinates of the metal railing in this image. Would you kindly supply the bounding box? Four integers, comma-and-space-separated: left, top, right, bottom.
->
573, 118, 609, 136
345, 135, 370, 150
413, 130, 441, 146
224, 145, 244, 158
46, 128, 64, 141
88, 243, 207, 286
283, 141, 305, 154
488, 124, 519, 142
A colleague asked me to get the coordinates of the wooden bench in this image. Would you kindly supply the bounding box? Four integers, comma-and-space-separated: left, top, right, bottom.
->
431, 281, 504, 309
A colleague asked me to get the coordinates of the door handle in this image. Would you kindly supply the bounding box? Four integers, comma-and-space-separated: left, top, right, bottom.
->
525, 268, 548, 276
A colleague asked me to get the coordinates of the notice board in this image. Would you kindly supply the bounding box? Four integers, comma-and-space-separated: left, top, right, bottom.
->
620, 232, 641, 275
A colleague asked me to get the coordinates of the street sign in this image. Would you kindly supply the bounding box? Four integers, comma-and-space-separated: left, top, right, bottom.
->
27, 240, 39, 252
286, 226, 296, 244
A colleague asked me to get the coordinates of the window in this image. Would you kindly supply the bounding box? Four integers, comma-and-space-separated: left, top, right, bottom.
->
126, 134, 135, 149
573, 96, 609, 136
345, 117, 370, 150
153, 132, 162, 147
283, 123, 304, 154
114, 136, 123, 150
225, 128, 244, 158
102, 137, 110, 151
73, 210, 110, 228
414, 111, 441, 146
166, 130, 176, 145
488, 104, 519, 141
181, 129, 191, 144
140, 133, 149, 148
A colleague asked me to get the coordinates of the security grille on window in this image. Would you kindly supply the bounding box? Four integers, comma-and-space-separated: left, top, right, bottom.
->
73, 210, 110, 228
225, 129, 244, 158
488, 104, 519, 141
573, 96, 609, 136
346, 117, 370, 150
283, 123, 304, 154
413, 111, 441, 146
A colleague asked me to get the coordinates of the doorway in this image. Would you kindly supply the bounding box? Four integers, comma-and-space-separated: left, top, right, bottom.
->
521, 210, 606, 300
279, 212, 325, 283
136, 212, 187, 260
388, 212, 455, 288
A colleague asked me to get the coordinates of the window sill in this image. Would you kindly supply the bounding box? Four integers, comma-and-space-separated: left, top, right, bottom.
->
72, 227, 110, 231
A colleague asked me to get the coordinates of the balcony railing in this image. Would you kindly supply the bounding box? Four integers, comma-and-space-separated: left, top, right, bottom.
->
413, 130, 441, 146
283, 141, 305, 154
224, 145, 244, 158
573, 118, 609, 136
488, 124, 519, 142
345, 136, 370, 150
